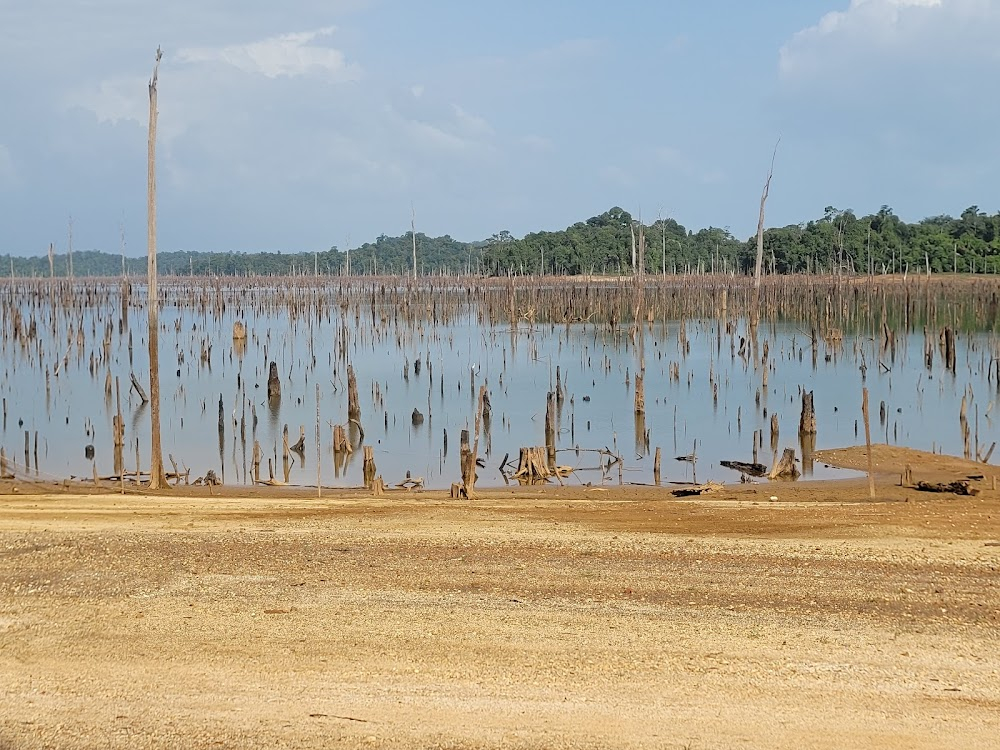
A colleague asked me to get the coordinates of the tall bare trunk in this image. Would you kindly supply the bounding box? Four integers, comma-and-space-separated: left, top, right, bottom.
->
411, 205, 418, 280
751, 139, 779, 328
147, 47, 165, 489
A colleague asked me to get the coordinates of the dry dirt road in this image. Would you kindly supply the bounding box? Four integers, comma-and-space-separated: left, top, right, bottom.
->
0, 447, 998, 749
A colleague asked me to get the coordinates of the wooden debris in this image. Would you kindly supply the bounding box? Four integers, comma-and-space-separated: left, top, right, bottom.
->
129, 372, 149, 404
915, 480, 979, 496
672, 481, 723, 497
720, 460, 768, 477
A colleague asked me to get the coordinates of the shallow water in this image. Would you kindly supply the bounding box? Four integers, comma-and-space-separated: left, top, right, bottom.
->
3, 287, 998, 489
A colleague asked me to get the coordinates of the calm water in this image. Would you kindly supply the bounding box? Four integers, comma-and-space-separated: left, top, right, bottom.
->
3, 291, 998, 488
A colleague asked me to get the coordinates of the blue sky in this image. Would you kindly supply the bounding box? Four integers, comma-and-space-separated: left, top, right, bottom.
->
1, 0, 997, 255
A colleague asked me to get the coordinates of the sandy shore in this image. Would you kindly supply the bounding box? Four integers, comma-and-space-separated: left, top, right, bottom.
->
0, 445, 998, 749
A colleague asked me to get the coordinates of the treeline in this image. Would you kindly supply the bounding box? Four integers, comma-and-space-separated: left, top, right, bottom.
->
5, 205, 999, 277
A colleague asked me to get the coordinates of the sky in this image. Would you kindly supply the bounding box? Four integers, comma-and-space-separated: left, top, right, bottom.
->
1, 0, 998, 256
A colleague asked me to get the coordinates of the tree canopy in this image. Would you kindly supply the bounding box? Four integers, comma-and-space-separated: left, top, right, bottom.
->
5, 205, 1000, 277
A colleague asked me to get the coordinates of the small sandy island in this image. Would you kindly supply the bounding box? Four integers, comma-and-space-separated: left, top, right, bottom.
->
1, 444, 998, 749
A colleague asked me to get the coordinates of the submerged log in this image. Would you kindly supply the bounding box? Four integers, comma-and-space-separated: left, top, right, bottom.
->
768, 448, 800, 480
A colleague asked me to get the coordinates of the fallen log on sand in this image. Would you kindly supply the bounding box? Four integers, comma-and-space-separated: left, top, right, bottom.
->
915, 480, 979, 496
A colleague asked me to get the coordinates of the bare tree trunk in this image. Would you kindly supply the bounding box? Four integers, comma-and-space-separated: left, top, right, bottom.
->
147, 47, 166, 489
751, 139, 779, 328
862, 387, 875, 499
411, 205, 418, 280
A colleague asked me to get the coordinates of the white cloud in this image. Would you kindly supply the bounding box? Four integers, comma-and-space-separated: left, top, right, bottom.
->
64, 75, 148, 126
178, 26, 361, 80
451, 104, 492, 136
779, 0, 999, 80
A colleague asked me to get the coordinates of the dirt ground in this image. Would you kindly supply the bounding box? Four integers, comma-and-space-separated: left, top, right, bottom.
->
0, 445, 998, 749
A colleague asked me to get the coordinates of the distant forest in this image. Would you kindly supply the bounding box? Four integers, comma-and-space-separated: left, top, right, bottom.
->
5, 205, 1000, 277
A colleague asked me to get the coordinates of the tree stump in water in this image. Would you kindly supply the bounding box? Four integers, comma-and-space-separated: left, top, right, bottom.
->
544, 392, 557, 471
291, 426, 305, 453
267, 361, 281, 400
332, 424, 351, 454
799, 390, 816, 435
513, 446, 552, 482
943, 327, 956, 373
347, 364, 361, 420
232, 321, 247, 340
634, 373, 645, 414
362, 445, 377, 489
768, 448, 800, 480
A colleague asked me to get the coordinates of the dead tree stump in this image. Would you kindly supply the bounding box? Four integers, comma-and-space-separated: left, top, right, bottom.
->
943, 327, 956, 373
362, 445, 377, 489
634, 373, 645, 414
799, 390, 816, 435
513, 446, 552, 481
544, 391, 557, 471
333, 424, 351, 454
769, 448, 800, 480
267, 361, 281, 400
347, 364, 361, 420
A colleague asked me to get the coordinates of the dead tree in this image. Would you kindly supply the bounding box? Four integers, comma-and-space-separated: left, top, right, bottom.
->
460, 385, 488, 498
862, 387, 875, 498
751, 139, 779, 329
146, 46, 166, 489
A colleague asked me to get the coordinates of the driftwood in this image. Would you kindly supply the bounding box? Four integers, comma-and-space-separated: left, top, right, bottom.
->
769, 448, 800, 480
720, 460, 768, 477
396, 476, 424, 490
915, 480, 979, 496
672, 481, 723, 497
129, 372, 149, 404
